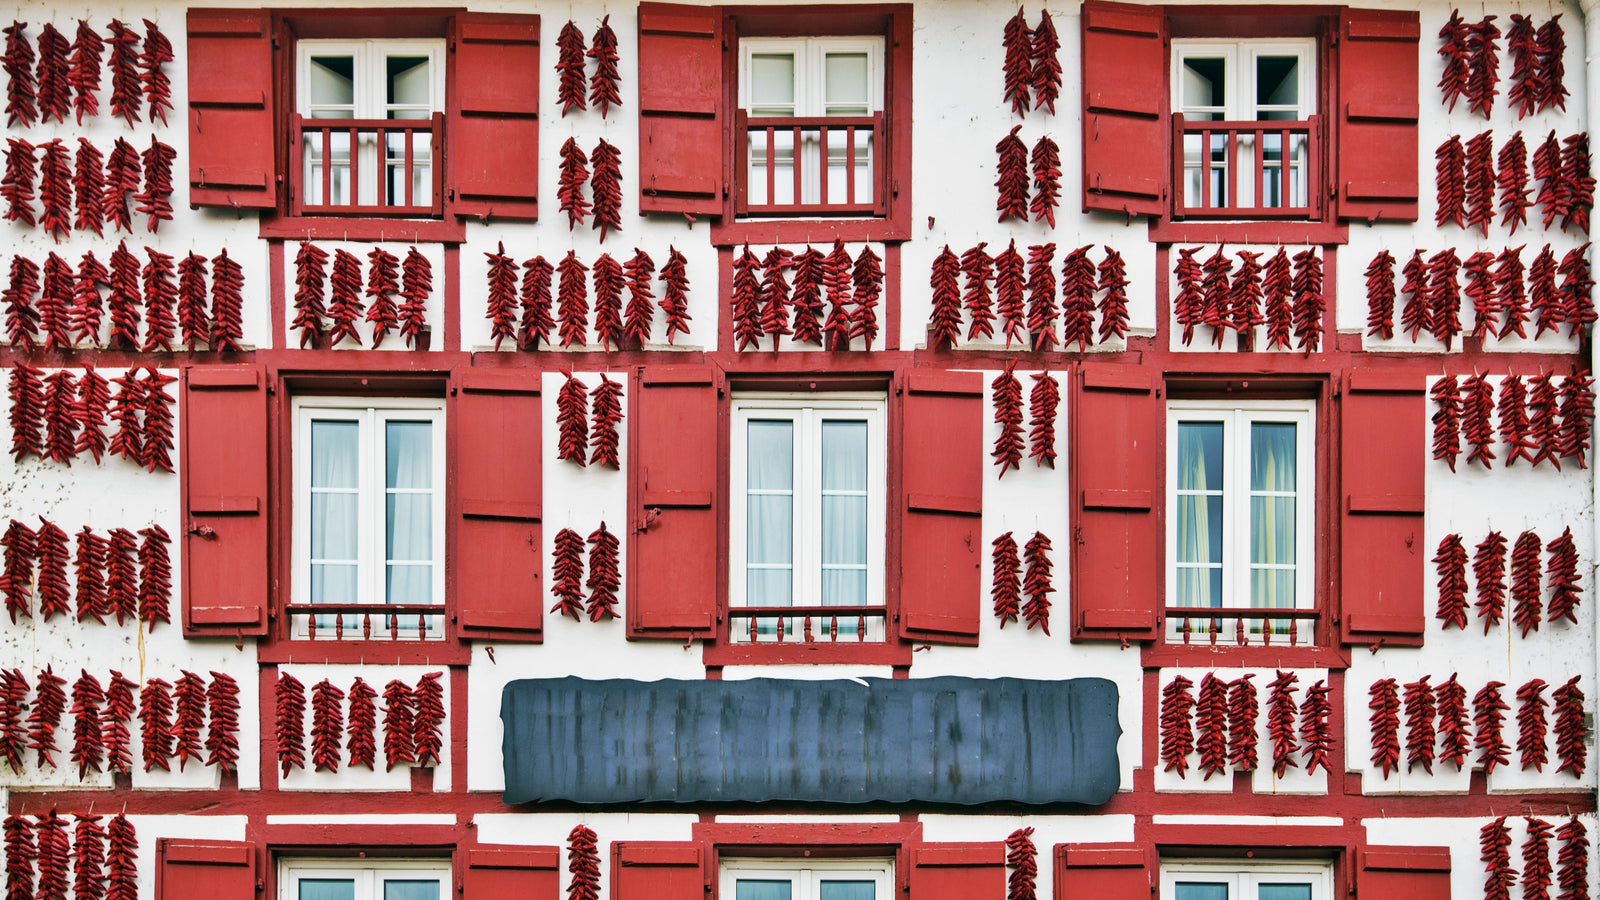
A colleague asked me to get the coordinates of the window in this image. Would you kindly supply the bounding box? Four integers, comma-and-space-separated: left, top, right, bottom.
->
291, 398, 445, 639
729, 394, 887, 643
739, 37, 884, 215
1172, 40, 1316, 216
279, 858, 450, 900
1165, 401, 1314, 644
1162, 860, 1333, 900
720, 858, 894, 900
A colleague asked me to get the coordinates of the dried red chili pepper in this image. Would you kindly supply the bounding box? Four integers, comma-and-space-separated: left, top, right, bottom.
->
398, 247, 429, 350
995, 240, 1027, 348
108, 243, 142, 346
105, 375, 142, 466
1536, 132, 1570, 230
1021, 531, 1053, 635
311, 678, 345, 773
67, 20, 99, 124
588, 16, 621, 116
558, 138, 589, 229
991, 363, 1023, 477
1028, 370, 1059, 468
995, 125, 1030, 222
1291, 249, 1324, 351
483, 241, 518, 351
567, 824, 601, 900
1427, 249, 1463, 348
72, 813, 105, 900
623, 248, 656, 350
1546, 527, 1582, 624
36, 138, 69, 242
135, 137, 174, 233
556, 21, 586, 116
1173, 246, 1203, 346
1266, 670, 1299, 777
851, 245, 883, 350
1518, 677, 1550, 771
1005, 826, 1037, 900
1529, 373, 1563, 469
34, 518, 67, 619
1098, 247, 1130, 343
382, 679, 415, 771
1366, 678, 1401, 778
1030, 135, 1061, 227
1399, 675, 1437, 774
73, 530, 107, 623
1225, 674, 1258, 771
1462, 374, 1496, 467
1537, 18, 1569, 112
171, 670, 205, 771
1557, 818, 1589, 900
104, 814, 135, 900
364, 246, 399, 349
103, 671, 135, 774
589, 374, 623, 470
0, 138, 34, 227
960, 242, 995, 342
205, 670, 239, 774
590, 139, 623, 242
102, 21, 137, 124
556, 372, 589, 466
1031, 10, 1061, 116
1526, 817, 1556, 900
102, 139, 137, 235
74, 366, 108, 465
1552, 676, 1585, 777
1001, 9, 1032, 116
586, 522, 620, 622
1507, 16, 1539, 118
660, 246, 692, 345
70, 251, 107, 348
1499, 133, 1531, 233
1530, 245, 1563, 339
1466, 131, 1496, 236
1439, 11, 1472, 112
0, 669, 27, 775
275, 671, 305, 777
789, 245, 824, 346
1195, 673, 1229, 780
1493, 247, 1528, 341
1558, 245, 1596, 336
929, 245, 962, 351
413, 672, 444, 767
1475, 680, 1511, 773
557, 250, 590, 349
4, 363, 42, 468
1260, 247, 1293, 350
1561, 135, 1594, 234
1482, 817, 1517, 900
2, 21, 33, 128
591, 252, 625, 351
346, 677, 376, 771
34, 809, 66, 900
33, 27, 70, 120
4, 254, 40, 351
1468, 17, 1502, 119
327, 248, 364, 348
210, 249, 243, 353
1159, 674, 1195, 777
104, 528, 136, 626
1511, 529, 1545, 636
1464, 252, 1498, 341
1363, 250, 1396, 339
823, 240, 854, 350
1430, 672, 1469, 770
1431, 375, 1462, 472
1395, 249, 1428, 342
4, 812, 35, 900
27, 665, 64, 769
1025, 242, 1057, 351
1, 519, 36, 622
1559, 372, 1596, 467
139, 20, 172, 125
1058, 245, 1095, 351
292, 241, 328, 348
139, 369, 175, 474
41, 370, 78, 465
138, 675, 172, 772
991, 532, 1020, 627
518, 255, 554, 351
550, 527, 586, 621
1466, 531, 1506, 631
1436, 136, 1467, 229
175, 252, 209, 351
139, 247, 175, 353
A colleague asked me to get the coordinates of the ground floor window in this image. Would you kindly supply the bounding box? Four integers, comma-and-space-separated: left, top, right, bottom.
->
720, 857, 894, 900
1162, 860, 1333, 900
279, 858, 451, 900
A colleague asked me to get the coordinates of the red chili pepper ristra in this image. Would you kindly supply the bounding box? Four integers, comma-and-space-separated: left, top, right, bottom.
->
991, 532, 1021, 627
1060, 245, 1096, 351
1465, 131, 1496, 236
34, 809, 67, 900
175, 251, 209, 351
326, 248, 364, 348
929, 245, 961, 351
585, 522, 620, 622
71, 252, 107, 348
555, 21, 586, 116
1511, 529, 1544, 636
292, 241, 328, 349
1552, 676, 1586, 777
1427, 249, 1463, 349
1501, 375, 1535, 465
1431, 375, 1462, 472
1464, 253, 1498, 341
27, 665, 64, 769
1402, 676, 1437, 774
1227, 674, 1259, 772
991, 363, 1023, 477
5, 363, 43, 468
0, 669, 27, 775
1495, 247, 1528, 340
205, 670, 239, 774
137, 675, 172, 772
961, 242, 995, 342
1474, 680, 1511, 773
1, 518, 36, 622
139, 369, 175, 474
170, 670, 205, 771
1480, 816, 1517, 900
38, 253, 70, 352
1266, 670, 1300, 777
1028, 370, 1059, 468
364, 246, 399, 349
1436, 136, 1467, 229
1525, 817, 1556, 900
1363, 250, 1396, 339
1195, 673, 1229, 781
1396, 249, 1428, 341
310, 678, 345, 773
1517, 678, 1550, 772
995, 240, 1027, 349
104, 814, 136, 900
2, 21, 34, 129
41, 370, 79, 465
69, 670, 104, 778
275, 671, 306, 778
105, 372, 143, 465
1471, 531, 1507, 631
550, 527, 586, 621
1461, 374, 1496, 467
622, 248, 656, 350
557, 250, 589, 349
104, 20, 139, 125
591, 252, 625, 351
73, 814, 105, 900
103, 670, 135, 774
658, 246, 692, 345
139, 20, 172, 125
851, 245, 883, 350
1159, 674, 1196, 777
381, 679, 415, 771
1559, 371, 1596, 467
398, 247, 430, 350
139, 247, 175, 352
556, 372, 589, 466
1537, 18, 1569, 113
1499, 133, 1531, 233
995, 125, 1030, 223
789, 245, 824, 346
558, 138, 589, 230
1173, 246, 1203, 346
590, 139, 623, 243
823, 240, 854, 350
1097, 246, 1130, 343
1006, 826, 1038, 900
1025, 242, 1058, 351
588, 374, 624, 470
567, 825, 601, 900
518, 255, 554, 351
1021, 531, 1053, 635
1258, 247, 1292, 350
37, 139, 70, 242
1558, 818, 1589, 900
588, 16, 620, 117
1001, 9, 1032, 116
1439, 11, 1472, 112
1529, 373, 1563, 468
1536, 133, 1570, 230
412, 672, 445, 767
1547, 527, 1583, 624
1030, 10, 1061, 116
67, 21, 100, 124
102, 139, 138, 236
210, 248, 244, 352
135, 137, 174, 233
346, 677, 377, 771
1560, 135, 1594, 234
4, 254, 41, 351
104, 528, 136, 626
73, 527, 108, 623
481, 242, 516, 352
1468, 17, 1502, 119
1507, 16, 1539, 118
1290, 248, 1323, 351
1, 139, 35, 227
1558, 245, 1596, 335
1031, 135, 1061, 227
33, 24, 66, 125
1434, 672, 1470, 769
1367, 678, 1401, 778
34, 518, 68, 619
4, 812, 36, 900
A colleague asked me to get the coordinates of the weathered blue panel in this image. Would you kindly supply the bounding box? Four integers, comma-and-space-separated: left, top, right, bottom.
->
500, 676, 1121, 806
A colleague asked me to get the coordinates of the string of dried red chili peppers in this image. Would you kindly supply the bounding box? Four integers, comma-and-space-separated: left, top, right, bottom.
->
519, 255, 555, 351
205, 670, 239, 775
1517, 677, 1549, 772
622, 249, 655, 350
1059, 245, 1095, 351
1028, 371, 1059, 468
1030, 135, 1060, 228
1526, 817, 1556, 900
556, 21, 586, 116
311, 678, 345, 773
364, 247, 399, 349
551, 528, 586, 621
556, 372, 589, 466
1158, 674, 1195, 777
1481, 816, 1517, 900
1227, 674, 1258, 772
1474, 680, 1511, 774
69, 670, 102, 778
991, 532, 1020, 627
1558, 817, 1589, 900
413, 672, 445, 767
1432, 375, 1463, 471
660, 247, 692, 345
137, 675, 171, 772
585, 522, 620, 622
1266, 670, 1299, 777
589, 375, 623, 470
1195, 673, 1229, 781
1020, 531, 1052, 635
995, 126, 1029, 223
347, 677, 377, 771
1006, 827, 1038, 900
588, 17, 620, 117
1547, 527, 1583, 625
103, 670, 134, 775
1300, 679, 1333, 776
27, 665, 64, 770
929, 245, 962, 351
1365, 250, 1396, 339
962, 243, 995, 343
1098, 247, 1129, 343
276, 671, 306, 778
1404, 675, 1436, 774
592, 253, 625, 352
382, 679, 415, 771
1553, 676, 1586, 777
170, 670, 205, 771
590, 139, 623, 242
1472, 531, 1507, 631
557, 251, 589, 348
1511, 529, 1544, 636
991, 363, 1023, 477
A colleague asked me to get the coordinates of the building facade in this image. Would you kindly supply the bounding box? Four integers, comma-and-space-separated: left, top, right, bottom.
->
0, 0, 1595, 898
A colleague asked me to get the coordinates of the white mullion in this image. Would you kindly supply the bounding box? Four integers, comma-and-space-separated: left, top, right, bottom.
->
358, 407, 378, 608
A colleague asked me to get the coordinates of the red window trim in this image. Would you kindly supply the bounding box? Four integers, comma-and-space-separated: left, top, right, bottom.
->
708, 4, 913, 247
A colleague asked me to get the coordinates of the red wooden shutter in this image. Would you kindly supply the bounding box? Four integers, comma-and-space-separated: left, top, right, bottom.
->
463, 845, 560, 899
453, 369, 543, 641
1081, 0, 1166, 218
1071, 365, 1161, 643
1334, 8, 1421, 223
898, 371, 983, 645
1340, 369, 1426, 647
1356, 846, 1451, 900
156, 839, 256, 899
908, 843, 1005, 895
612, 842, 705, 900
1055, 844, 1151, 900
637, 3, 725, 217
452, 14, 541, 222
181, 366, 269, 637
627, 366, 720, 639
185, 10, 277, 210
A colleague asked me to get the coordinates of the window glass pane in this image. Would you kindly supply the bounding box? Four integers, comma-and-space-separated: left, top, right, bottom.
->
387, 56, 431, 110
387, 564, 433, 608
311, 564, 358, 606
386, 495, 432, 562
1250, 496, 1296, 566
308, 56, 355, 108
736, 880, 793, 900
1250, 423, 1296, 491
824, 52, 870, 110
384, 880, 441, 900
1175, 496, 1223, 565
1176, 422, 1224, 491
822, 420, 869, 607
747, 420, 795, 607
1251, 567, 1295, 610
1256, 56, 1300, 109
386, 421, 433, 489
1258, 884, 1312, 900
300, 880, 356, 900
1175, 566, 1223, 609
1175, 884, 1230, 900
1180, 56, 1226, 115
312, 421, 360, 488
311, 494, 359, 559
821, 421, 868, 491
750, 53, 796, 109
820, 881, 876, 900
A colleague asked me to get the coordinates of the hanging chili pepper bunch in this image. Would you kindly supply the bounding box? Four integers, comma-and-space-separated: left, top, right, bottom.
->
1551, 676, 1585, 777
1500, 135, 1532, 234
4, 813, 35, 900
413, 671, 444, 767
1024, 242, 1057, 351
1227, 674, 1258, 772
106, 19, 140, 125
1059, 246, 1094, 350
26, 665, 64, 769
34, 518, 68, 619
276, 671, 306, 778
1031, 135, 1061, 228
1402, 676, 1436, 774
395, 246, 430, 349
589, 374, 623, 469
137, 675, 171, 772
74, 525, 107, 623
344, 677, 376, 771
929, 245, 962, 350
585, 522, 620, 622
72, 813, 105, 900
590, 139, 623, 242
205, 670, 239, 774
1559, 134, 1593, 234
851, 245, 883, 350
103, 138, 139, 235
1511, 529, 1544, 637
962, 243, 995, 343
105, 529, 137, 626
557, 251, 589, 348
991, 363, 1023, 476
1516, 677, 1549, 772
136, 523, 170, 628
991, 532, 1020, 626
69, 670, 102, 778
1467, 16, 1502, 118
35, 24, 67, 125
1546, 527, 1582, 625
1472, 531, 1507, 632
1028, 370, 1058, 468
37, 140, 71, 242
559, 138, 590, 230
1001, 9, 1032, 116
1098, 247, 1130, 343
822, 240, 855, 350
5, 255, 42, 352
1556, 818, 1589, 900
1266, 670, 1299, 777
174, 252, 209, 351
555, 21, 587, 116
1427, 673, 1468, 771
556, 371, 589, 466
0, 668, 26, 774
1431, 375, 1462, 471
1195, 673, 1229, 781
292, 241, 329, 348
518, 255, 555, 351
170, 670, 205, 771
67, 21, 101, 124
139, 19, 171, 126
591, 253, 625, 351
327, 248, 365, 348
1465, 132, 1496, 236
3, 22, 35, 127
364, 247, 400, 348
211, 248, 244, 351
659, 246, 692, 345
622, 249, 656, 350
588, 16, 621, 116
1437, 136, 1467, 228
140, 247, 176, 353
1462, 373, 1496, 466
551, 528, 586, 621
1020, 531, 1052, 634
34, 809, 67, 900
311, 678, 345, 773
1295, 678, 1331, 776
995, 126, 1029, 222
134, 137, 174, 232
102, 671, 134, 776
1005, 827, 1037, 900
1194, 247, 1229, 347
567, 825, 601, 900
1365, 250, 1397, 339
1474, 680, 1511, 773
1481, 817, 1516, 900
1524, 817, 1555, 900
382, 679, 415, 771
70, 251, 109, 347
0, 517, 35, 622
484, 242, 517, 350
1507, 16, 1539, 118
1158, 674, 1195, 776
996, 241, 1026, 348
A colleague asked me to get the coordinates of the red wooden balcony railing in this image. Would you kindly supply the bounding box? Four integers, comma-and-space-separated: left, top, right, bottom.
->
292, 112, 443, 217
1164, 605, 1319, 647
738, 111, 887, 217
1172, 114, 1321, 219
287, 602, 446, 641
729, 604, 888, 644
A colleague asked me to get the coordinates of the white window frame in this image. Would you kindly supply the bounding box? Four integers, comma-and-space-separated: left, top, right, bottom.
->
291, 397, 447, 639
278, 857, 451, 900
1164, 400, 1315, 639
729, 394, 888, 620
1161, 859, 1334, 900
720, 857, 895, 900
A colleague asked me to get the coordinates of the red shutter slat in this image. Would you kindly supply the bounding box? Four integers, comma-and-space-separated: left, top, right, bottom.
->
186, 10, 277, 210
1081, 0, 1166, 218
1071, 365, 1160, 643
1335, 8, 1421, 223
156, 839, 256, 900
181, 365, 269, 637
909, 842, 1005, 895
463, 846, 560, 899
1340, 369, 1426, 647
612, 842, 705, 900
627, 366, 720, 639
899, 371, 983, 645
454, 369, 542, 641
637, 3, 725, 217
1357, 846, 1451, 900
1055, 844, 1151, 900
453, 13, 541, 222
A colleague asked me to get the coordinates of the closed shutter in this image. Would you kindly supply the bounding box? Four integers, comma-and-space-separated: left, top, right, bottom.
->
899, 371, 983, 645
454, 369, 543, 641
1340, 369, 1426, 647
1334, 8, 1421, 223
612, 842, 705, 900
156, 839, 256, 900
1081, 0, 1166, 218
1071, 365, 1160, 643
186, 10, 278, 210
908, 843, 1005, 896
182, 366, 269, 637
1356, 846, 1451, 900
627, 366, 720, 639
637, 3, 725, 217
1055, 844, 1151, 900
452, 14, 541, 222
463, 846, 560, 899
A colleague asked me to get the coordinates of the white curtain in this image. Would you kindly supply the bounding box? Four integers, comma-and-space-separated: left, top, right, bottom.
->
385, 420, 434, 607
298, 880, 355, 900
819, 882, 876, 900
382, 880, 440, 900
736, 882, 793, 900
309, 420, 359, 607
1249, 422, 1297, 610
746, 420, 794, 607
820, 420, 867, 607
1174, 422, 1222, 608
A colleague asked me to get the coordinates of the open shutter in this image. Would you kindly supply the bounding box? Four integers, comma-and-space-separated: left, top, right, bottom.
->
1340, 369, 1426, 647
612, 842, 705, 900
1356, 846, 1451, 900
156, 839, 256, 900
637, 3, 725, 217
182, 366, 269, 637
463, 846, 560, 899
186, 10, 278, 209
899, 371, 983, 645
628, 365, 720, 639
452, 13, 541, 222
1334, 8, 1421, 223
1055, 844, 1151, 900
1071, 365, 1160, 643
454, 369, 542, 641
908, 843, 1005, 895
1081, 0, 1166, 217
